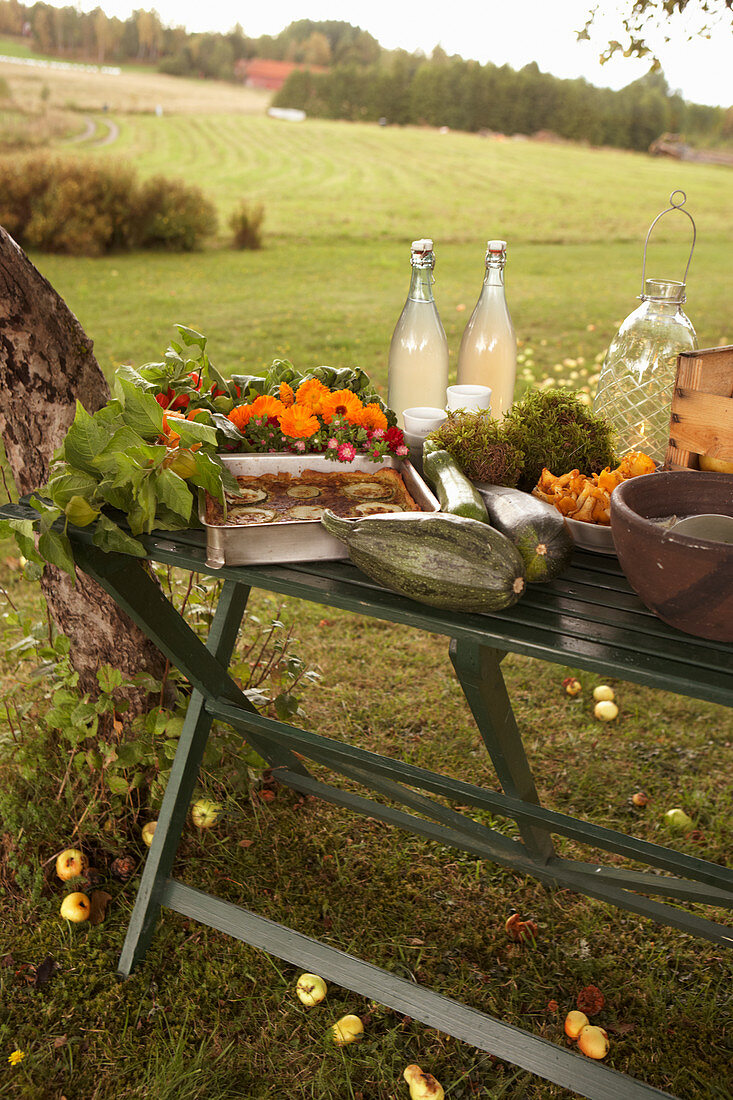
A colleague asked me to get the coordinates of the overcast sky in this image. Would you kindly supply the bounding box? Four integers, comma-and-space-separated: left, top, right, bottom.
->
69, 0, 732, 107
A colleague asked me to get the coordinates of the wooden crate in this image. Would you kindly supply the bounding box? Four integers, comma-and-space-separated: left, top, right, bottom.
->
665, 345, 733, 469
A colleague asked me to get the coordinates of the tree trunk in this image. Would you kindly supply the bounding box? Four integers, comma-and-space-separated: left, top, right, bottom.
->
0, 226, 167, 709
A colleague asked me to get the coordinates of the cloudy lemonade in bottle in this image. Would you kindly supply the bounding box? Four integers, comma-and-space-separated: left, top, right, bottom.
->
457, 240, 516, 419
387, 239, 449, 427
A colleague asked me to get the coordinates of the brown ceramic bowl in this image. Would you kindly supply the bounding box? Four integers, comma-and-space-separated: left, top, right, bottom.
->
611, 470, 733, 641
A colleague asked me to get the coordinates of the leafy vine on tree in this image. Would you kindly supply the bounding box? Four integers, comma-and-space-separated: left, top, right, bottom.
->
579, 0, 733, 65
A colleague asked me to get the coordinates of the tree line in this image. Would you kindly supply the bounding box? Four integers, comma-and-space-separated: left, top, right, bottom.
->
273, 54, 727, 151
0, 4, 380, 76
0, 1, 727, 148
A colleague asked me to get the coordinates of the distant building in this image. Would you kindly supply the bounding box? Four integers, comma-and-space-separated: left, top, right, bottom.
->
235, 58, 326, 92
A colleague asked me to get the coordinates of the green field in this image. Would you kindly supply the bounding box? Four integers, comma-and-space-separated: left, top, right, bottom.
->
1, 75, 732, 1100
28, 114, 732, 387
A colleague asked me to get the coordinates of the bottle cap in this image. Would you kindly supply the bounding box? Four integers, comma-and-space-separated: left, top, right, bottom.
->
486, 240, 507, 253
410, 239, 435, 268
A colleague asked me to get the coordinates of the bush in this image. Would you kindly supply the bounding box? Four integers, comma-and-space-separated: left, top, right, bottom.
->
25, 160, 138, 256
229, 199, 265, 250
135, 175, 218, 252
0, 154, 219, 256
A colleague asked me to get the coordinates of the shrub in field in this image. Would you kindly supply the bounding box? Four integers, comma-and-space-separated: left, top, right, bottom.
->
0, 155, 56, 239
229, 199, 265, 250
135, 176, 218, 252
24, 160, 139, 257
0, 155, 218, 255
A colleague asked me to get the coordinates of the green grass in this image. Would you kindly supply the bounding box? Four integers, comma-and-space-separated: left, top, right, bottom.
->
27, 113, 731, 385
1, 100, 732, 1099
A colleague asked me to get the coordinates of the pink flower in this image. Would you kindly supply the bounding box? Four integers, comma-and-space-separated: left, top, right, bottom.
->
395, 444, 409, 456
370, 428, 385, 440
294, 440, 307, 452
337, 442, 356, 462
327, 437, 339, 450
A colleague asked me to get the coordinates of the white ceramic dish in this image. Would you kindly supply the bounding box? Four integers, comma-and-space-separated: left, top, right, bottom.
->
446, 384, 492, 412
402, 406, 448, 434
565, 516, 617, 556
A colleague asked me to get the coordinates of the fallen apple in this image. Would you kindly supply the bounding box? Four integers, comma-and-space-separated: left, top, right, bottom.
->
60, 891, 91, 923
403, 1063, 445, 1100
141, 821, 157, 848
330, 1014, 364, 1045
593, 685, 615, 703
664, 808, 693, 832
56, 848, 86, 881
594, 700, 618, 722
564, 1010, 589, 1040
631, 791, 650, 808
191, 798, 222, 829
296, 973, 327, 1006
577, 1024, 609, 1060
563, 677, 582, 696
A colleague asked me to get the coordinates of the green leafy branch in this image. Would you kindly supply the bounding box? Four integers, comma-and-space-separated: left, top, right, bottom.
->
1, 326, 241, 579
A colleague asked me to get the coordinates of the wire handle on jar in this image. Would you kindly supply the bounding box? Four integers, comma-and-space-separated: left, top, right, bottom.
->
640, 190, 696, 295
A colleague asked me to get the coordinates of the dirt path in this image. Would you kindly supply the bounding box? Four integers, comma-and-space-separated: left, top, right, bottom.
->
93, 118, 120, 146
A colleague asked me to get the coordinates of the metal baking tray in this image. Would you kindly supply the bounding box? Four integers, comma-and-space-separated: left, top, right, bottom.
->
199, 453, 440, 569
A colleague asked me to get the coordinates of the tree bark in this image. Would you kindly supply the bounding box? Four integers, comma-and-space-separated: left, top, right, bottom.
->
0, 226, 167, 707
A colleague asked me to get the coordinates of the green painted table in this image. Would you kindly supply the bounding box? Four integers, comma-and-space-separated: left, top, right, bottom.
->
10, 505, 732, 1100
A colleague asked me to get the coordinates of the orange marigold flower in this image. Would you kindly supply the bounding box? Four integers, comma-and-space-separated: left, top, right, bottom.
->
250, 394, 286, 419
358, 403, 388, 432
279, 404, 320, 439
322, 389, 364, 425
228, 404, 254, 431
295, 378, 330, 413
279, 382, 295, 407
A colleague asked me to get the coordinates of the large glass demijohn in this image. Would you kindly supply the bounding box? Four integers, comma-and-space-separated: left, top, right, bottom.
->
593, 191, 697, 463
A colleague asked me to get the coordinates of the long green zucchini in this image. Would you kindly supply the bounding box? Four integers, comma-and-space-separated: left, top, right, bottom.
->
321, 510, 526, 613
473, 482, 573, 583
422, 443, 490, 524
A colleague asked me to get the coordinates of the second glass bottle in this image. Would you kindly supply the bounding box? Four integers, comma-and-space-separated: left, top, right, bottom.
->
457, 240, 517, 419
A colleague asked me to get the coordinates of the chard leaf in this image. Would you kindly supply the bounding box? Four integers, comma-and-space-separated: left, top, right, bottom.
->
38, 529, 76, 578
154, 468, 194, 521
127, 475, 157, 534
114, 363, 159, 394
210, 413, 244, 444
115, 377, 165, 439
92, 513, 147, 557
186, 452, 236, 501
46, 470, 99, 509
1, 518, 43, 562
171, 418, 218, 448
61, 402, 117, 475
175, 325, 207, 351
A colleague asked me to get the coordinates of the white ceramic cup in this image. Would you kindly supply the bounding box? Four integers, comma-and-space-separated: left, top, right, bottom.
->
446, 384, 492, 412
402, 406, 449, 435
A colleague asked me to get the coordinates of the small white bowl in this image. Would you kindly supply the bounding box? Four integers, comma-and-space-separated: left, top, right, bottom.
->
565, 517, 616, 555
402, 406, 448, 434
446, 384, 492, 412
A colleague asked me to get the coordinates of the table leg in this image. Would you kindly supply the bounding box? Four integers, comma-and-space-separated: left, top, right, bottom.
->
117, 579, 250, 977
450, 638, 555, 864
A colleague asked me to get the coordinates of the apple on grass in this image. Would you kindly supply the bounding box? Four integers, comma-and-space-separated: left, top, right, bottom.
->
664, 808, 693, 832
330, 1014, 363, 1045
60, 892, 91, 923
404, 1064, 445, 1100
191, 799, 222, 829
56, 848, 87, 881
577, 1024, 609, 1060
295, 973, 327, 1006
141, 821, 157, 848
